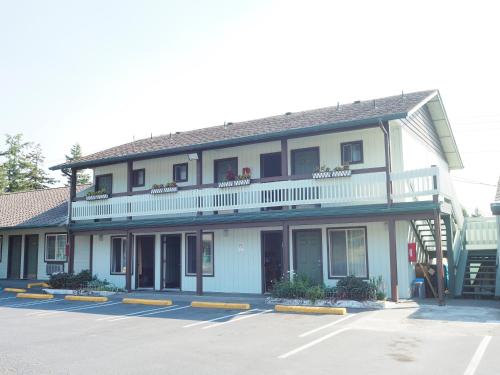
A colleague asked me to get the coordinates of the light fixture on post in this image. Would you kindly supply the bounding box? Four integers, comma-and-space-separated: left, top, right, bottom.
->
187, 153, 199, 161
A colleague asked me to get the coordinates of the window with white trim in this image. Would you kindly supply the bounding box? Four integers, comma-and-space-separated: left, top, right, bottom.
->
186, 233, 214, 276
328, 228, 367, 278
111, 237, 127, 274
45, 234, 67, 262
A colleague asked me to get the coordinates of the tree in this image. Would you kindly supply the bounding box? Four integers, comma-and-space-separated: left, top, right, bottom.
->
62, 143, 91, 186
0, 163, 7, 193
0, 134, 56, 192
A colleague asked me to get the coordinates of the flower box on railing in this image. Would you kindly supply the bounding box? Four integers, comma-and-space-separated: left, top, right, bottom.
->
312, 170, 352, 179
218, 179, 251, 188
150, 187, 178, 194
85, 194, 109, 201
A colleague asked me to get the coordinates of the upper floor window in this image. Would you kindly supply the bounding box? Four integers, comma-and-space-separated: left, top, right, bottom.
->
111, 236, 127, 274
173, 163, 188, 183
341, 141, 363, 165
95, 174, 113, 194
328, 227, 367, 278
214, 157, 238, 183
260, 152, 282, 178
185, 233, 214, 276
45, 234, 67, 262
132, 169, 145, 187
291, 147, 319, 175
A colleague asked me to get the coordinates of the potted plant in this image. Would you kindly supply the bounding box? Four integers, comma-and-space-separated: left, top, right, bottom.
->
312, 164, 351, 179
150, 181, 178, 194
86, 189, 109, 201
218, 167, 251, 188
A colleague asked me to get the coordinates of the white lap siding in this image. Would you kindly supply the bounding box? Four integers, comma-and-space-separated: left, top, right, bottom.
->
73, 235, 91, 273
90, 234, 127, 289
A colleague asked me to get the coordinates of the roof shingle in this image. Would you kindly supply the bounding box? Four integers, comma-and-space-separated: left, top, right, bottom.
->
52, 90, 437, 170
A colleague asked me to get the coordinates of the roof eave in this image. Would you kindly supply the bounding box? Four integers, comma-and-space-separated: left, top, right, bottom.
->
50, 112, 406, 171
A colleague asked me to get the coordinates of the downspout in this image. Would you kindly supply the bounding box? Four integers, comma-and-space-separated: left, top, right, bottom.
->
379, 120, 392, 207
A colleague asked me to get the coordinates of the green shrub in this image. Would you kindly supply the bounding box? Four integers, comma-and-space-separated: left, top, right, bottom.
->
48, 270, 94, 289
271, 274, 326, 302
334, 275, 377, 301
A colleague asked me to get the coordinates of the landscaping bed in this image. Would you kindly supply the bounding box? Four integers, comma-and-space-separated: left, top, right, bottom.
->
44, 270, 124, 296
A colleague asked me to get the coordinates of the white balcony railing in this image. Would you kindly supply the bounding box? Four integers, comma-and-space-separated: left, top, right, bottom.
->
72, 167, 440, 221
464, 217, 498, 250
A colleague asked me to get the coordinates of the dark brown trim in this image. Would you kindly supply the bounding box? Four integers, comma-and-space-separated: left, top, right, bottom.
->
213, 157, 238, 183
292, 228, 323, 282
110, 235, 127, 275
282, 223, 290, 279
185, 232, 214, 278
340, 140, 364, 165
44, 232, 68, 263
160, 233, 183, 290
173, 163, 189, 183
69, 233, 75, 273
382, 121, 392, 206
135, 234, 156, 289
326, 226, 368, 279
290, 147, 320, 175
131, 168, 146, 188
260, 230, 283, 294
125, 231, 133, 291
196, 152, 203, 185
388, 218, 398, 302
281, 139, 288, 177
95, 173, 113, 194
196, 229, 203, 295
127, 161, 133, 194
70, 169, 77, 201
89, 235, 93, 275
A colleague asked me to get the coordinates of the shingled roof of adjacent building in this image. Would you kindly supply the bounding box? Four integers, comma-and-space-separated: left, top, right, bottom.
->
0, 186, 86, 229
51, 89, 462, 170
496, 177, 500, 202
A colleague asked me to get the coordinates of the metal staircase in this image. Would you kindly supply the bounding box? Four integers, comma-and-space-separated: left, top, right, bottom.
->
462, 250, 497, 298
410, 218, 448, 262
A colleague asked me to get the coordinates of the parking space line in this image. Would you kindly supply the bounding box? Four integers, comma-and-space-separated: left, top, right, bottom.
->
0, 296, 17, 301
2, 298, 61, 309
107, 305, 190, 322
183, 309, 258, 328
299, 314, 354, 337
464, 336, 492, 375
27, 301, 123, 316
96, 305, 179, 321
279, 327, 351, 359
202, 309, 273, 329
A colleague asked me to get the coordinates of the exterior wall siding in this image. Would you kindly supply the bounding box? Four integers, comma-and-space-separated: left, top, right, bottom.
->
0, 227, 68, 280
73, 235, 91, 273
93, 163, 128, 194
133, 155, 197, 190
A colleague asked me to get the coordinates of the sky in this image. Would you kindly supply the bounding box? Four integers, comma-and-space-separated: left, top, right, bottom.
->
0, 0, 499, 214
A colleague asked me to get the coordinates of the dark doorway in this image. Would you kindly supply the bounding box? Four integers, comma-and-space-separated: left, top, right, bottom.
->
24, 235, 39, 279
260, 152, 282, 178
161, 234, 181, 289
7, 236, 22, 279
293, 229, 323, 284
136, 236, 155, 288
261, 231, 283, 293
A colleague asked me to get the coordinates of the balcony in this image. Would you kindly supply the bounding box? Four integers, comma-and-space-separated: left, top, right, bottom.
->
71, 167, 440, 221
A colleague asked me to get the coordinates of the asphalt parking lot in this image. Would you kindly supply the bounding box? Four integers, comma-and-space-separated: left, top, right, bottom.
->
0, 291, 499, 375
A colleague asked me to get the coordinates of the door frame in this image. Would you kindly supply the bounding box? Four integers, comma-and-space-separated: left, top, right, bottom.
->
160, 234, 182, 291
292, 229, 323, 284
135, 235, 156, 289
23, 234, 39, 279
260, 230, 283, 294
7, 235, 23, 279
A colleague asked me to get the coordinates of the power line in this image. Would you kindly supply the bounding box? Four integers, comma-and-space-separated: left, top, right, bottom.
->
452, 177, 497, 187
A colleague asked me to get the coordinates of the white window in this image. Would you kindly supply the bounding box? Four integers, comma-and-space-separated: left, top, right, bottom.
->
111, 237, 127, 274
45, 234, 67, 262
186, 233, 214, 276
328, 228, 367, 278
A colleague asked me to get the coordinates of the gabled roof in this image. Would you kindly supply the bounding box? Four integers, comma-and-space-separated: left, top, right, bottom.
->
0, 186, 87, 230
51, 89, 462, 170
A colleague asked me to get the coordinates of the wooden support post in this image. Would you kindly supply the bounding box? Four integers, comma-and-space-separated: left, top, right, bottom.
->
68, 233, 75, 274
282, 223, 290, 279
196, 228, 203, 295
70, 169, 77, 201
281, 139, 288, 178
89, 235, 93, 276
388, 218, 398, 302
382, 122, 392, 206
444, 216, 454, 295
125, 232, 133, 292
127, 160, 133, 194
434, 211, 445, 305
196, 153, 203, 215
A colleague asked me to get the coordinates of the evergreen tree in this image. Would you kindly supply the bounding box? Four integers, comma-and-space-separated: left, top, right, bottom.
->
0, 134, 56, 192
0, 163, 7, 193
62, 143, 91, 186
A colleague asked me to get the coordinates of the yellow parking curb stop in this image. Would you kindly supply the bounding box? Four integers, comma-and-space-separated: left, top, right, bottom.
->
190, 301, 250, 310
65, 295, 108, 302
122, 298, 172, 306
16, 293, 54, 299
275, 305, 346, 315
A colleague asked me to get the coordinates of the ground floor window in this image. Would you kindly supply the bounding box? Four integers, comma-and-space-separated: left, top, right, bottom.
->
186, 233, 214, 276
111, 237, 127, 274
45, 234, 67, 262
327, 227, 367, 278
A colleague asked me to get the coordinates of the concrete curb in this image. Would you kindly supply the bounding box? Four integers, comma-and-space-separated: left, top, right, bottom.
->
65, 296, 108, 302
122, 298, 173, 306
275, 305, 346, 315
4, 288, 27, 293
16, 293, 54, 300
191, 301, 251, 310
27, 282, 50, 288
